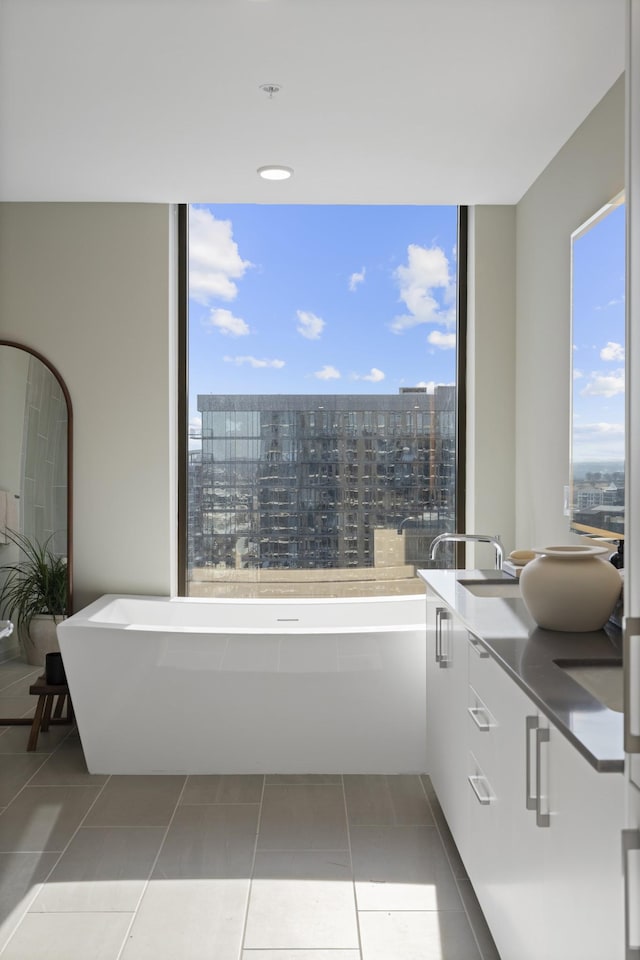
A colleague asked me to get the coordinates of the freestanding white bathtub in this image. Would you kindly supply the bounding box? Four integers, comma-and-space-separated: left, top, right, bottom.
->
57, 594, 427, 775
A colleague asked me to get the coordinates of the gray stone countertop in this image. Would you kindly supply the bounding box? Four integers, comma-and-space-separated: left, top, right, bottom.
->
418, 568, 624, 773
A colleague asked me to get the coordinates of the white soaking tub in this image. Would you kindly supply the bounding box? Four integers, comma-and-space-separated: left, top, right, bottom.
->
57, 594, 427, 774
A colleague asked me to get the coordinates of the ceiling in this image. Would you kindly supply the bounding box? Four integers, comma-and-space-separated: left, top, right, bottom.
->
0, 0, 626, 204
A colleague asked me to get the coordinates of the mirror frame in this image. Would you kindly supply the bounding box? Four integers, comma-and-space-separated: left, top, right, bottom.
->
0, 340, 73, 613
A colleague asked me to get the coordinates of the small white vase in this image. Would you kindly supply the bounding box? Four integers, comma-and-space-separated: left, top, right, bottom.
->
519, 545, 622, 632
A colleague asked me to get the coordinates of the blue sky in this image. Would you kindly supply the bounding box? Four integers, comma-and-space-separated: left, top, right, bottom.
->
188, 204, 458, 439
571, 196, 625, 463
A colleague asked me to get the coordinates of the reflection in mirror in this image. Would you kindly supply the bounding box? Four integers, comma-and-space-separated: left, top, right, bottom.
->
0, 341, 73, 634
570, 194, 625, 541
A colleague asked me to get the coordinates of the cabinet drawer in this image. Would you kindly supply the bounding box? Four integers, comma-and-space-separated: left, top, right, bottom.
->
467, 632, 495, 698
467, 684, 496, 775
467, 750, 495, 808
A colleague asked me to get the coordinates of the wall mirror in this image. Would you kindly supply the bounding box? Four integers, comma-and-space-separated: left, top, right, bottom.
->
0, 341, 73, 611
569, 192, 625, 540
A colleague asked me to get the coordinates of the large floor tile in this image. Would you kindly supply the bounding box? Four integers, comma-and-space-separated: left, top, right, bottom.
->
0, 785, 103, 852
0, 851, 60, 952
0, 695, 38, 717
1, 911, 133, 960
245, 850, 358, 950
28, 735, 108, 786
258, 784, 348, 850
344, 774, 434, 825
0, 662, 40, 693
153, 803, 259, 879
351, 824, 461, 911
265, 775, 343, 785
83, 775, 185, 827
121, 877, 249, 960
0, 754, 47, 805
29, 825, 166, 912
0, 722, 73, 754
181, 774, 263, 804
359, 909, 483, 960
242, 953, 360, 959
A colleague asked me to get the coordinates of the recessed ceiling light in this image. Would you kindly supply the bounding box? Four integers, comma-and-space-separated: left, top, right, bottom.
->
257, 165, 294, 181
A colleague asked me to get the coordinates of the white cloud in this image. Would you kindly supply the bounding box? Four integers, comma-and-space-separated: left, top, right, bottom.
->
428, 330, 456, 350
223, 355, 285, 368
352, 367, 385, 382
390, 244, 456, 333
204, 308, 250, 337
189, 206, 252, 305
349, 267, 366, 291
581, 369, 625, 398
314, 365, 341, 380
189, 415, 201, 437
296, 310, 325, 340
573, 369, 584, 380
574, 422, 625, 437
572, 421, 625, 459
600, 341, 625, 362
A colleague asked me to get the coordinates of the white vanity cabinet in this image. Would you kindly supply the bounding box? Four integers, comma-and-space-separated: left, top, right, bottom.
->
425, 589, 470, 848
425, 585, 624, 960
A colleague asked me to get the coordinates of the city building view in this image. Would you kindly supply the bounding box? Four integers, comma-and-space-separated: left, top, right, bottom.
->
187, 387, 456, 595
186, 202, 460, 596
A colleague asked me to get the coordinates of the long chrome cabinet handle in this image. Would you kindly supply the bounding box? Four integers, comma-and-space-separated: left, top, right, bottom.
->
468, 774, 492, 806
525, 715, 538, 811
468, 706, 491, 732
435, 607, 444, 663
535, 726, 550, 828
623, 829, 640, 958
436, 607, 451, 669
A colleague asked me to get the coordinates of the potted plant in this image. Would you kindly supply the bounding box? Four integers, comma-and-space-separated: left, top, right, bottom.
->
0, 530, 68, 666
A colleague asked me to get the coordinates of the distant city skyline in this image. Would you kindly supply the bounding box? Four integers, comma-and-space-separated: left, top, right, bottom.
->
188, 204, 458, 443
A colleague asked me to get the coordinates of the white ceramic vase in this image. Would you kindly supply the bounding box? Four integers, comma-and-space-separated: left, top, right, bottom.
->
519, 545, 622, 632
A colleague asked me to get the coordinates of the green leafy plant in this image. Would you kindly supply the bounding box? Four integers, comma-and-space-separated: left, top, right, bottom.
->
0, 530, 68, 635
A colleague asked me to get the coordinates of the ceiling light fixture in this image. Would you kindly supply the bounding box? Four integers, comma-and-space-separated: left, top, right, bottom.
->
259, 83, 282, 99
257, 165, 294, 180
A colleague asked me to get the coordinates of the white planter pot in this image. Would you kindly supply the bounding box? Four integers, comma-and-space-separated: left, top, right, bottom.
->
519, 545, 623, 632
21, 615, 63, 666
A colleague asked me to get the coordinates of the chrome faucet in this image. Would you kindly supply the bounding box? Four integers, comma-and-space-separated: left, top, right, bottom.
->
429, 533, 504, 570
397, 516, 419, 535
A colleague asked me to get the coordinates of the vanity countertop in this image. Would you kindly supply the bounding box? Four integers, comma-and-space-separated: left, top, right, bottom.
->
418, 568, 624, 773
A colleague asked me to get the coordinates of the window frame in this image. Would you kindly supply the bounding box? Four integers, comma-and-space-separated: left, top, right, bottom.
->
177, 204, 468, 596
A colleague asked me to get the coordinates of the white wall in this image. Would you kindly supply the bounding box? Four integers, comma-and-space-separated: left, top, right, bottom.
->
0, 203, 176, 609
467, 205, 516, 560
514, 75, 625, 549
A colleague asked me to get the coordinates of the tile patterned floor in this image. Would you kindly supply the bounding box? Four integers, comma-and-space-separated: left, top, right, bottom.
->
0, 654, 500, 959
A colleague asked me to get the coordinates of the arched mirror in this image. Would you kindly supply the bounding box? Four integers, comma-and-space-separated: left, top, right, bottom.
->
0, 341, 73, 619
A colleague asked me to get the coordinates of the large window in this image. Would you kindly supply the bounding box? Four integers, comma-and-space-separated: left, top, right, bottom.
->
181, 205, 465, 597
569, 194, 625, 539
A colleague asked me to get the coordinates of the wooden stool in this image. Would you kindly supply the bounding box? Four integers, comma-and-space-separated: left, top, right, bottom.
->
26, 675, 74, 751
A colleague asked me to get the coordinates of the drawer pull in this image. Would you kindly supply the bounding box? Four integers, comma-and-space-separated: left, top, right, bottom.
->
468, 705, 491, 731
468, 774, 492, 805
468, 634, 490, 659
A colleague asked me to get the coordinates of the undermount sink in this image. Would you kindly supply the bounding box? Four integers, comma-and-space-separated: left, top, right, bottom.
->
459, 580, 522, 599
555, 660, 623, 713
